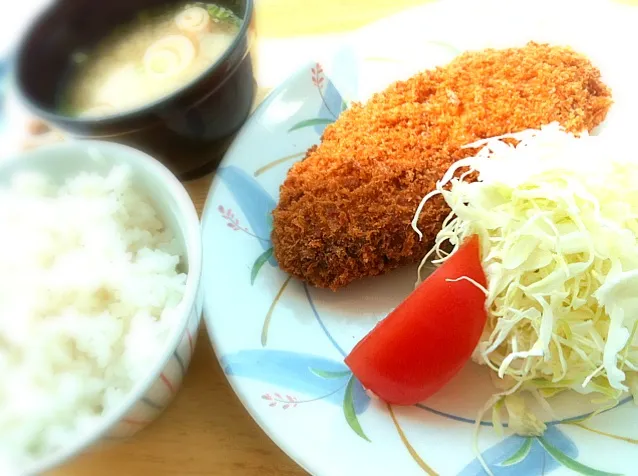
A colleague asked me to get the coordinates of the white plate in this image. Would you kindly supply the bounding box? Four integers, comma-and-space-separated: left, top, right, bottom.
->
203, 1, 638, 474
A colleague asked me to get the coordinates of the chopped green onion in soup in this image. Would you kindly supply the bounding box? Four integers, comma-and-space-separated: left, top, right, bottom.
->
60, 1, 241, 117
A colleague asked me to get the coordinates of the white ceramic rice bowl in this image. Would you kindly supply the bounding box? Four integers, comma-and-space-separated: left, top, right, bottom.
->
0, 140, 202, 475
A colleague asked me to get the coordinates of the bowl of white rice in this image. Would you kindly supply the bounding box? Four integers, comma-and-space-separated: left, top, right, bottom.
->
0, 140, 202, 474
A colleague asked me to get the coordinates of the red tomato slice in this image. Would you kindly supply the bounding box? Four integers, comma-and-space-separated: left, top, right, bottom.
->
344, 235, 488, 405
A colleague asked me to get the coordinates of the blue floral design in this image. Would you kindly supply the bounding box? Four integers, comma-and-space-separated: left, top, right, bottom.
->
286, 63, 347, 135
217, 165, 277, 266
458, 427, 576, 475
313, 77, 343, 134
222, 349, 370, 414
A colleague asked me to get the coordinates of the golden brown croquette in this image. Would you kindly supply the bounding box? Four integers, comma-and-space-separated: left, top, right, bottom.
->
272, 42, 612, 290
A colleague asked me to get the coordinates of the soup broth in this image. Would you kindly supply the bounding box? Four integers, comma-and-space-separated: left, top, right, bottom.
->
61, 2, 241, 117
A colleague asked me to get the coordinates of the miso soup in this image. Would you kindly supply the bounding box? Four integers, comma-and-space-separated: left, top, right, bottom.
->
61, 2, 241, 117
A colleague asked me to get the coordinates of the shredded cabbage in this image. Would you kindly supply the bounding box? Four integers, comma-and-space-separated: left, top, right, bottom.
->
413, 123, 638, 435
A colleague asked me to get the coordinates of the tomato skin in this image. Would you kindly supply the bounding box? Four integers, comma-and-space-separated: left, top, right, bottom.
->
344, 235, 488, 405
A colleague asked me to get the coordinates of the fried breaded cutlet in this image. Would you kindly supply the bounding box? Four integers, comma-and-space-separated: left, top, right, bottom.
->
272, 42, 612, 290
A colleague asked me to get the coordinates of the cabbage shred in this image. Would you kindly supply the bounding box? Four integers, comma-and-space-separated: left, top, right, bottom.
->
413, 123, 638, 435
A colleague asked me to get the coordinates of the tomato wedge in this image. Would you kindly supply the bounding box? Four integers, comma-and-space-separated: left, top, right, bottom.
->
344, 235, 488, 405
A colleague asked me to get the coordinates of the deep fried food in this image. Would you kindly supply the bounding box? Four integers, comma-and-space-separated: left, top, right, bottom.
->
272, 42, 612, 290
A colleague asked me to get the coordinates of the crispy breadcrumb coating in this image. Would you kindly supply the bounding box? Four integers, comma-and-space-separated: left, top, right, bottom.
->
272, 42, 612, 290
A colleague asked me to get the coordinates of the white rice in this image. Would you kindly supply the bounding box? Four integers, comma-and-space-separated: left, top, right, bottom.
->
0, 165, 187, 470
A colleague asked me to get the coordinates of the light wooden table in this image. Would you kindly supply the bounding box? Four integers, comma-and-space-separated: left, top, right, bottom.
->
47, 1, 431, 474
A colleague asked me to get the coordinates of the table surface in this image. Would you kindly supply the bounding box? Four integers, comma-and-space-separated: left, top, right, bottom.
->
45, 0, 431, 474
